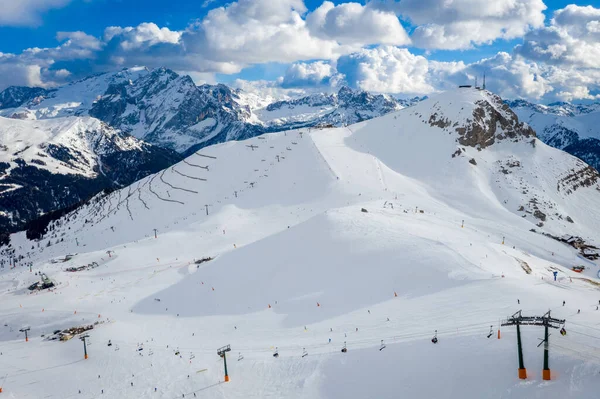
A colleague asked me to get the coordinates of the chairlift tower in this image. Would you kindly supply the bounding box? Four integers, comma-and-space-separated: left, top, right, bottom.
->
217, 344, 232, 382
80, 334, 90, 360
501, 310, 564, 380
19, 327, 31, 342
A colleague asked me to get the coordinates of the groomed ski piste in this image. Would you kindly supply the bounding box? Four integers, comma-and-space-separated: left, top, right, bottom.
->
1, 88, 600, 398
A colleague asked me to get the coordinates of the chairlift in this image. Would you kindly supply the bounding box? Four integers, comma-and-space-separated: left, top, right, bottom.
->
115, 345, 120, 351
107, 340, 112, 347
431, 330, 438, 344
238, 352, 244, 361
560, 323, 567, 336
189, 353, 195, 360
302, 348, 308, 358
341, 341, 347, 353
379, 340, 386, 351
273, 347, 279, 358
148, 349, 154, 356
175, 350, 180, 356
487, 325, 493, 339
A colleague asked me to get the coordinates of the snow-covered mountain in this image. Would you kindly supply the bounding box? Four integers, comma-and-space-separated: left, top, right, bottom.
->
0, 115, 180, 233
2, 87, 600, 398
0, 68, 423, 232
507, 99, 600, 171
253, 86, 422, 130
0, 67, 422, 154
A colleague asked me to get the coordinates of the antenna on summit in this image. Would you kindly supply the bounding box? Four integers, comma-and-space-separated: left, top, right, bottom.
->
483, 72, 486, 90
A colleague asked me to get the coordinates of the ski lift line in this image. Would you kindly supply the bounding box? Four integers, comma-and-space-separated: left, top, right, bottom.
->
562, 329, 600, 342
551, 342, 600, 363
0, 359, 84, 378
98, 321, 497, 355
566, 320, 600, 334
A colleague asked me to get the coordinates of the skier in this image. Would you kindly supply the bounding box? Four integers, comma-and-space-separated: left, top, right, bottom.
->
431, 330, 438, 344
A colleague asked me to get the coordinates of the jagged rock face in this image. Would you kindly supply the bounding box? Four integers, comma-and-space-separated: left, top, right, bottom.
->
455, 95, 535, 149
557, 164, 600, 195
89, 69, 260, 152
0, 87, 52, 109
427, 90, 535, 150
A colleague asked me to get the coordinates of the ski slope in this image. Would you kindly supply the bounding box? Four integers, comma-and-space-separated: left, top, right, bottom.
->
1, 89, 600, 398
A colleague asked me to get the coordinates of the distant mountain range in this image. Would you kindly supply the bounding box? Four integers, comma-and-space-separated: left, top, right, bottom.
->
0, 66, 598, 232
506, 99, 600, 171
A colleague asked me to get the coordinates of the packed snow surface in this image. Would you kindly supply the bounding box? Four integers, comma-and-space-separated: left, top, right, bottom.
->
1, 89, 600, 398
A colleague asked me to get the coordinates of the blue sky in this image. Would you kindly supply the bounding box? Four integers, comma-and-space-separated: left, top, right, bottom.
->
0, 0, 599, 102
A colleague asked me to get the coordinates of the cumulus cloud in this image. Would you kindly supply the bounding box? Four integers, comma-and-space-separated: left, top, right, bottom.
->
374, 0, 546, 50
281, 61, 341, 88
182, 0, 348, 66
515, 5, 600, 68
1, 1, 600, 102
0, 0, 72, 26
104, 23, 181, 50
337, 46, 433, 94
306, 1, 410, 46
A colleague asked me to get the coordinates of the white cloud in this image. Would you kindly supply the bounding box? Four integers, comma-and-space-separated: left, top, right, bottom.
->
231, 79, 310, 101
183, 0, 349, 66
1, 1, 600, 102
0, 0, 72, 26
336, 46, 433, 94
56, 31, 103, 51
515, 5, 600, 68
104, 23, 181, 50
281, 61, 338, 88
374, 0, 546, 50
306, 1, 410, 46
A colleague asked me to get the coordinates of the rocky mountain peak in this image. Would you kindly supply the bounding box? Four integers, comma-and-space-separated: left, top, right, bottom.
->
425, 89, 536, 149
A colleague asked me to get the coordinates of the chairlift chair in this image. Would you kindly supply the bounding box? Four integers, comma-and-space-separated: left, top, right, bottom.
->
341, 342, 348, 353
431, 330, 438, 344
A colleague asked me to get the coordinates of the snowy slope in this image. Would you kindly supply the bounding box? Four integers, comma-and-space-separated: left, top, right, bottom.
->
1, 88, 600, 398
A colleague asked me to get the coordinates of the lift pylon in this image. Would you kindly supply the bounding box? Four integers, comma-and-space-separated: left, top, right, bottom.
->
217, 345, 232, 382
501, 310, 564, 380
